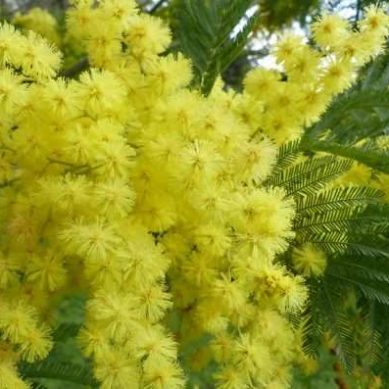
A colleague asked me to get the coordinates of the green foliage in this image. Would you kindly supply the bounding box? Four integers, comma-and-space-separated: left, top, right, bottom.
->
267, 155, 353, 196
175, 0, 258, 94
5, 2, 389, 387
268, 138, 389, 375
295, 186, 382, 215
371, 302, 389, 382
19, 294, 95, 389
271, 139, 302, 174
258, 0, 320, 29
293, 82, 389, 375
295, 300, 381, 388
302, 53, 389, 174
292, 348, 338, 389
284, 59, 389, 372
304, 140, 389, 175
20, 358, 97, 388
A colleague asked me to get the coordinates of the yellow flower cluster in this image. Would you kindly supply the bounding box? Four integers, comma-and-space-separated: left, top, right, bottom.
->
244, 5, 389, 143
13, 7, 61, 46
0, 2, 387, 388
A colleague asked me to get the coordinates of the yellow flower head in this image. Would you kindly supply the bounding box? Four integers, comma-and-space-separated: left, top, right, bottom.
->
292, 243, 327, 277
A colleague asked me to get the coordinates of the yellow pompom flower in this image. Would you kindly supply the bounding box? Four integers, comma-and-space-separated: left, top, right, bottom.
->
59, 218, 121, 261
25, 251, 67, 291
99, 0, 137, 26
312, 14, 350, 50
18, 324, 53, 362
93, 180, 135, 219
20, 30, 62, 79
0, 3, 386, 388
0, 253, 19, 289
13, 7, 61, 45
132, 324, 178, 363
94, 349, 140, 389
134, 283, 172, 323
143, 359, 185, 389
78, 324, 109, 358
125, 14, 172, 57
0, 363, 30, 389
274, 34, 305, 64
76, 69, 127, 115
0, 23, 25, 66
244, 68, 281, 99
292, 243, 328, 277
360, 5, 389, 37
215, 366, 250, 389
0, 69, 27, 116
0, 300, 38, 343
42, 78, 80, 118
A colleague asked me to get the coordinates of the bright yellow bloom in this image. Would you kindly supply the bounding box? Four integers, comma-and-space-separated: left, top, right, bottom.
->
292, 243, 328, 277
0, 4, 386, 388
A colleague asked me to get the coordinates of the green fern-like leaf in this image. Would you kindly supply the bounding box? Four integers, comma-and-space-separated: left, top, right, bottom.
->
303, 140, 389, 175
53, 323, 83, 342
272, 144, 389, 372
304, 90, 389, 144
295, 186, 383, 215
19, 360, 98, 387
271, 139, 302, 175
268, 156, 353, 197
281, 55, 389, 379
302, 280, 382, 374
300, 286, 324, 357
29, 382, 49, 389
327, 270, 389, 305
321, 281, 355, 371
176, 0, 257, 95
359, 53, 389, 91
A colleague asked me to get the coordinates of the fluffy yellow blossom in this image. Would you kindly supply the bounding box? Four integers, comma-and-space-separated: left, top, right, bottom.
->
0, 253, 18, 289
60, 218, 121, 261
334, 162, 373, 187
0, 363, 30, 389
0, 3, 386, 388
243, 7, 389, 143
292, 243, 328, 277
76, 69, 127, 115
13, 7, 61, 45
125, 14, 172, 57
0, 23, 24, 66
312, 14, 350, 50
360, 5, 389, 37
94, 349, 140, 389
25, 251, 67, 291
18, 324, 53, 363
143, 359, 185, 389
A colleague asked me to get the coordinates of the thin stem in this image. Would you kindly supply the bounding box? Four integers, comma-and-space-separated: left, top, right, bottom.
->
355, 0, 361, 23
149, 0, 168, 14
246, 48, 269, 57
0, 0, 5, 19
0, 178, 18, 188
47, 157, 81, 167
59, 57, 89, 78
0, 143, 15, 152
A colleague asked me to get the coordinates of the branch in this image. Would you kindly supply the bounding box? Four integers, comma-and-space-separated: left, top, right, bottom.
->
331, 349, 350, 389
355, 0, 361, 23
59, 57, 89, 78
149, 0, 168, 14
246, 48, 269, 57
